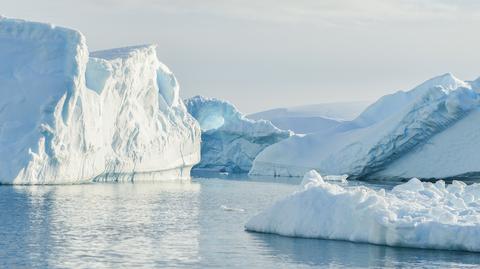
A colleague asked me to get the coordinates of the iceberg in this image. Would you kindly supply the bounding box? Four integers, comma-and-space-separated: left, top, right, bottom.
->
0, 17, 201, 184
185, 96, 291, 172
250, 73, 480, 180
246, 170, 480, 252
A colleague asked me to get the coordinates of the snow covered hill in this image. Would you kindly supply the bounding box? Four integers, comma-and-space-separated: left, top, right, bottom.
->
0, 17, 201, 184
185, 96, 291, 173
248, 101, 370, 134
250, 73, 480, 180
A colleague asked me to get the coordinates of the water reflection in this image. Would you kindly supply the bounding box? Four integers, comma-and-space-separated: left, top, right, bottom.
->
0, 186, 54, 268
1, 178, 480, 268
191, 170, 303, 185
249, 232, 480, 268
2, 182, 201, 268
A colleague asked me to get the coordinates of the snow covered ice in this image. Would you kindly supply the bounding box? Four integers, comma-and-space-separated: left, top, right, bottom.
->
0, 17, 201, 184
246, 170, 480, 252
185, 96, 291, 172
250, 73, 480, 180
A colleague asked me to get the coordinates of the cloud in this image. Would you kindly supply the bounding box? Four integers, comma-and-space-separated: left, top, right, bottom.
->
95, 0, 480, 26
40, 0, 480, 29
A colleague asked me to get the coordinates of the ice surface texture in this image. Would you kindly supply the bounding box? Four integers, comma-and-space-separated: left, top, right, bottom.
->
250, 73, 480, 179
0, 18, 200, 184
246, 170, 480, 252
185, 96, 291, 172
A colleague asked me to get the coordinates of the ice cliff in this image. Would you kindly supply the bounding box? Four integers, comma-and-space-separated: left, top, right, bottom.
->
246, 170, 480, 252
185, 96, 291, 172
0, 17, 201, 184
250, 73, 480, 180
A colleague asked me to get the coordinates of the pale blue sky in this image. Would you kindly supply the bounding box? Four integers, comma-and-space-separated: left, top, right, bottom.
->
2, 0, 480, 113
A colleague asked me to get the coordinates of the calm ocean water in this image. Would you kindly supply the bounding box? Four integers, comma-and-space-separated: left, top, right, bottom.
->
1, 174, 479, 268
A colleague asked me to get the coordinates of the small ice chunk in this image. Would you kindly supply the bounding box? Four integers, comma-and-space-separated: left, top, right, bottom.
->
221, 205, 245, 212
323, 174, 348, 183
392, 178, 423, 193
300, 170, 325, 189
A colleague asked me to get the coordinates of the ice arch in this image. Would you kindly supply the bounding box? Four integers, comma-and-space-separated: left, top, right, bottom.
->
185, 96, 291, 173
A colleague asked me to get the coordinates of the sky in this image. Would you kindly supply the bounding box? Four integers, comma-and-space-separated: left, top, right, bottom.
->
2, 0, 480, 113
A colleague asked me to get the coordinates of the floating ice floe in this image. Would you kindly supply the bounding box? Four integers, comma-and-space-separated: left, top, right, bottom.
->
246, 170, 480, 252
221, 205, 245, 212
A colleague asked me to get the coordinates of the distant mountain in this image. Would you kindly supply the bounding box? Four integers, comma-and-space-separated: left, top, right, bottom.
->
248, 101, 370, 134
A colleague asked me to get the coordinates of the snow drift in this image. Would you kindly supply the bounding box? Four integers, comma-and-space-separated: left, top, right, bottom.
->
0, 17, 201, 184
185, 96, 291, 172
246, 170, 480, 252
250, 73, 480, 180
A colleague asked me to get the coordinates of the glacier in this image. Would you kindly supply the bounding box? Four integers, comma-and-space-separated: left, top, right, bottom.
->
250, 73, 480, 180
246, 170, 480, 252
0, 17, 201, 184
185, 96, 291, 173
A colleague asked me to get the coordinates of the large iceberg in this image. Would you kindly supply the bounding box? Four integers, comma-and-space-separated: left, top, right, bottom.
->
246, 170, 480, 252
185, 96, 291, 172
0, 17, 201, 184
250, 73, 480, 180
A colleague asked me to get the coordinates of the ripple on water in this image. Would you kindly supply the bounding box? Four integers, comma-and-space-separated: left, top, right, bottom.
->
0, 177, 479, 268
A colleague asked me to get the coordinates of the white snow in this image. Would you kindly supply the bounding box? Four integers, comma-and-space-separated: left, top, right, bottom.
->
300, 170, 325, 189
0, 17, 201, 184
373, 107, 480, 179
221, 205, 245, 212
300, 170, 347, 187
353, 73, 469, 128
246, 170, 480, 252
185, 96, 291, 172
250, 73, 480, 180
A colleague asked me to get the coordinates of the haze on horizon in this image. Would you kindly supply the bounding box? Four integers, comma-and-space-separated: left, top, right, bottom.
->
2, 0, 480, 113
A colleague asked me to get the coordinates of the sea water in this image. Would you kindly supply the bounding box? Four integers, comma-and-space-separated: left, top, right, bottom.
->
0, 174, 479, 268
